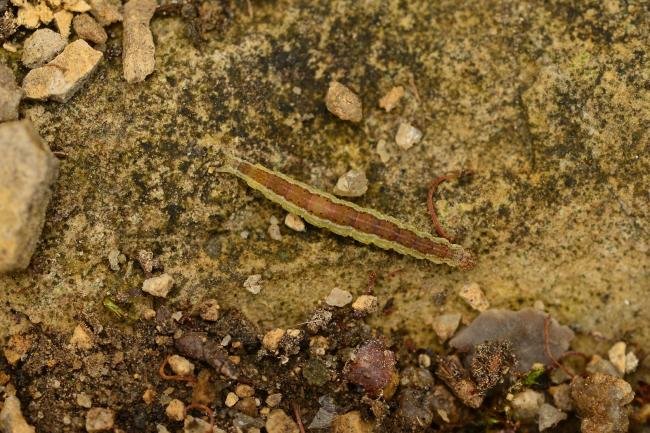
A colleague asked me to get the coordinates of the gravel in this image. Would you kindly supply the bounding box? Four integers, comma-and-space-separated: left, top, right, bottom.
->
22, 39, 103, 102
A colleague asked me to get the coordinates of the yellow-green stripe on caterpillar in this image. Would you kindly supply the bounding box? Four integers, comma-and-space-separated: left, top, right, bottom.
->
220, 157, 476, 270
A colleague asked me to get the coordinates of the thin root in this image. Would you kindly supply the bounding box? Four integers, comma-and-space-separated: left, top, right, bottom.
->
427, 170, 473, 241
292, 402, 306, 433
185, 402, 215, 427
543, 316, 575, 378
159, 356, 197, 384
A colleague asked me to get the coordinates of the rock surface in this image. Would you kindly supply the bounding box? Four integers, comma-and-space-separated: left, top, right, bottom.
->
0, 64, 22, 121
73, 13, 107, 44
0, 120, 58, 273
21, 28, 66, 68
22, 39, 103, 102
122, 0, 156, 83
0, 395, 36, 433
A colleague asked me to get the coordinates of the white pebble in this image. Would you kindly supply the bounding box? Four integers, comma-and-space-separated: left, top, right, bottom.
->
244, 274, 263, 294
432, 313, 462, 342
333, 169, 368, 198
142, 273, 174, 298
284, 213, 305, 232
608, 341, 626, 375
395, 122, 423, 150
458, 282, 489, 312
168, 355, 194, 376
625, 351, 639, 373
325, 287, 352, 307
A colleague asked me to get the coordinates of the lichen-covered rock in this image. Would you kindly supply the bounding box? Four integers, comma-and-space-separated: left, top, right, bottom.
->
122, 0, 156, 83
0, 120, 58, 273
0, 395, 36, 433
570, 373, 634, 433
22, 39, 103, 102
0, 64, 22, 121
21, 28, 66, 68
449, 308, 574, 372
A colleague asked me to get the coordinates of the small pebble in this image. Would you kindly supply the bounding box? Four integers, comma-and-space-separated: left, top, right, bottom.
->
225, 392, 239, 408
22, 39, 103, 103
165, 399, 185, 422
265, 393, 282, 407
73, 13, 107, 44
395, 122, 423, 150
142, 389, 155, 405
85, 407, 114, 433
608, 341, 626, 375
262, 328, 286, 352
548, 384, 573, 412
376, 139, 392, 163
265, 409, 299, 433
331, 411, 372, 433
0, 396, 36, 433
107, 249, 121, 271
510, 389, 545, 420
333, 169, 368, 198
325, 287, 353, 307
418, 354, 431, 368
54, 10, 74, 38
244, 274, 263, 294
235, 384, 255, 398
76, 392, 92, 408
538, 403, 567, 431
168, 355, 194, 376
378, 86, 405, 112
88, 0, 123, 26
325, 81, 362, 122
458, 282, 489, 312
69, 324, 93, 350
21, 28, 66, 68
198, 299, 220, 321
284, 213, 305, 232
0, 64, 23, 122
122, 0, 157, 83
268, 219, 282, 241
142, 273, 174, 298
625, 351, 639, 373
0, 120, 58, 273
432, 313, 462, 342
351, 295, 378, 314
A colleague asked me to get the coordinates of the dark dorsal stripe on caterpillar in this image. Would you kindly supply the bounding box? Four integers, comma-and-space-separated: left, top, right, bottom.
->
219, 156, 476, 270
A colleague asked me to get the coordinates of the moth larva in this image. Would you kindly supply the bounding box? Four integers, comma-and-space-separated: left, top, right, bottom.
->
220, 156, 476, 270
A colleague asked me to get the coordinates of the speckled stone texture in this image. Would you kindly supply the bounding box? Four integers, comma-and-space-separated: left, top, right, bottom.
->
0, 0, 647, 349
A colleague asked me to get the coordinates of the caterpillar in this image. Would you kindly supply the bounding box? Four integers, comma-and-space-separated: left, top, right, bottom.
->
219, 156, 475, 270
